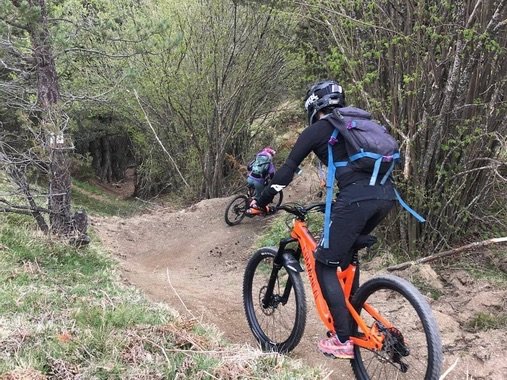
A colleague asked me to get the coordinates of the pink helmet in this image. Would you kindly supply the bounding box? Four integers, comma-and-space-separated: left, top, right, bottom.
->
261, 146, 276, 156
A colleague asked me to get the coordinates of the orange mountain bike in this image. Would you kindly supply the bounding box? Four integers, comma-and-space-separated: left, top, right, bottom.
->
243, 202, 442, 379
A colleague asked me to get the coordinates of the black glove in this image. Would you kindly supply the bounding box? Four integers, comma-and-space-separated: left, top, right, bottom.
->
264, 205, 276, 215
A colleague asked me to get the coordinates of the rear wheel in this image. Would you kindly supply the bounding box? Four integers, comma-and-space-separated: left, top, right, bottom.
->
224, 195, 248, 226
351, 275, 442, 380
243, 247, 306, 353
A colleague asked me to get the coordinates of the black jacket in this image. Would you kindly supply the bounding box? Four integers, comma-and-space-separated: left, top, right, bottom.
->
257, 106, 397, 207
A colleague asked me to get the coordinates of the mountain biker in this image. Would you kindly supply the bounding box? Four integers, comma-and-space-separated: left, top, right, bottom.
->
249, 80, 397, 359
246, 147, 277, 200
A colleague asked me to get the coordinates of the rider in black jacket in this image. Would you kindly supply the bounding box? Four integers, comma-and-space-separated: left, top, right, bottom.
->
251, 80, 397, 359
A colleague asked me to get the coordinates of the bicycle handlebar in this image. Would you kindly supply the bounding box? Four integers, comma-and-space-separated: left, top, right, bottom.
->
276, 202, 325, 219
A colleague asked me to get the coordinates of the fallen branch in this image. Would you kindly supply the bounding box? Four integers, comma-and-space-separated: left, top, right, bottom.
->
439, 357, 459, 380
387, 237, 507, 272
0, 207, 39, 216
166, 268, 196, 320
0, 198, 51, 215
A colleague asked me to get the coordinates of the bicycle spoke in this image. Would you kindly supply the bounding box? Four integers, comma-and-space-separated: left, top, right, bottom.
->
243, 248, 306, 353
251, 258, 298, 344
352, 276, 442, 380
225, 195, 248, 226
357, 290, 431, 377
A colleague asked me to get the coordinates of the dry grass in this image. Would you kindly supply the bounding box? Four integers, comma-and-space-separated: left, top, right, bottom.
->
0, 213, 322, 379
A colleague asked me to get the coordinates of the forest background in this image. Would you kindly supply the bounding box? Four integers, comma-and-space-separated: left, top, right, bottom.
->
1, 0, 506, 274
0, 0, 506, 378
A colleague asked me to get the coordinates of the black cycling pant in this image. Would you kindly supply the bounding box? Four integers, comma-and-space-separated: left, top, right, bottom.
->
315, 198, 395, 336
315, 260, 360, 338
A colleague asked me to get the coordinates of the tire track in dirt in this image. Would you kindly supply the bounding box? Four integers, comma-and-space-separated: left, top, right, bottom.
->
93, 174, 356, 378
93, 172, 507, 379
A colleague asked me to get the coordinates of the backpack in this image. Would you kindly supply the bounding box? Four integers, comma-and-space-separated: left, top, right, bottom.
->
249, 153, 271, 178
326, 108, 400, 185
321, 108, 425, 249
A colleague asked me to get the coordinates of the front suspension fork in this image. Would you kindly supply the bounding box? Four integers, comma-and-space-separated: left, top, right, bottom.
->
261, 238, 299, 307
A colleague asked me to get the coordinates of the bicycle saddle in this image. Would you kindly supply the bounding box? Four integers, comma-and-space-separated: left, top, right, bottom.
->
352, 235, 377, 250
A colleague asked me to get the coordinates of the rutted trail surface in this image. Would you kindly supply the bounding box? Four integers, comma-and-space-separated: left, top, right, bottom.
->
94, 176, 507, 379
94, 178, 355, 377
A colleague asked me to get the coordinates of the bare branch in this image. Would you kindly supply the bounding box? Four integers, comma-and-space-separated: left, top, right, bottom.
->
62, 47, 153, 59
133, 89, 191, 189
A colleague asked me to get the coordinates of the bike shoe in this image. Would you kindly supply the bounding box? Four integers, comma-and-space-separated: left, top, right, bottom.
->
246, 207, 262, 216
317, 335, 354, 359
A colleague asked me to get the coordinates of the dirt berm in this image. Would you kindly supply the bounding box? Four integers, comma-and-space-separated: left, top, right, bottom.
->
94, 170, 507, 380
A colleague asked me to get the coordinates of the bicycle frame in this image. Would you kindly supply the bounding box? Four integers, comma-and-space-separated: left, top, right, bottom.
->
272, 216, 390, 351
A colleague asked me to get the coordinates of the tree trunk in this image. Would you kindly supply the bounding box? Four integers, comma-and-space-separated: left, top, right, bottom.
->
87, 135, 133, 183
90, 139, 102, 175
100, 136, 113, 182
49, 138, 72, 234
26, 0, 72, 235
29, 0, 60, 109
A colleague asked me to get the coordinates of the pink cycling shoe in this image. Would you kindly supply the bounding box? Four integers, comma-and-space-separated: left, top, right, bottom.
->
318, 334, 354, 359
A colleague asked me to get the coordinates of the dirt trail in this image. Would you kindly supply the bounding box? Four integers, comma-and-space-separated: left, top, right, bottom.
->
94, 174, 352, 377
94, 172, 507, 380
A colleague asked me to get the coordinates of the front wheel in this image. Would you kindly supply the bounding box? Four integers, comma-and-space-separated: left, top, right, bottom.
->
243, 247, 306, 353
224, 195, 248, 226
351, 275, 442, 380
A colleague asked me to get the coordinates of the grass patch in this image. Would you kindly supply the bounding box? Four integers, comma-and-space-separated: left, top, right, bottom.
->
73, 303, 164, 329
465, 312, 507, 332
72, 179, 108, 195
257, 214, 293, 248
464, 264, 507, 284
471, 248, 507, 283
0, 214, 323, 379
257, 206, 324, 248
72, 180, 146, 217
437, 248, 507, 285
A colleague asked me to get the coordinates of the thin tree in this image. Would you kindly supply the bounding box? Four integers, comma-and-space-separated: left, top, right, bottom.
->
1, 0, 74, 235
295, 0, 507, 252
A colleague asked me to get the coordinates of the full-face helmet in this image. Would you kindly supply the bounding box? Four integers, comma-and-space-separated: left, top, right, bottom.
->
304, 80, 345, 125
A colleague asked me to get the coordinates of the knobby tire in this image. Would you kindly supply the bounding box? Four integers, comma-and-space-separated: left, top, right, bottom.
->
243, 247, 306, 353
224, 195, 248, 226
351, 275, 442, 380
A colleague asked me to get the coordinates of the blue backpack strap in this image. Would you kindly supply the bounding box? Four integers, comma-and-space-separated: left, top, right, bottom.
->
394, 189, 426, 222
380, 152, 400, 185
322, 129, 340, 249
380, 161, 395, 185
370, 157, 383, 186
348, 151, 383, 161
348, 151, 384, 186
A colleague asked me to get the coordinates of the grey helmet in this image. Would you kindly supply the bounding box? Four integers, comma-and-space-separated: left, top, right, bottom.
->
304, 80, 345, 125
